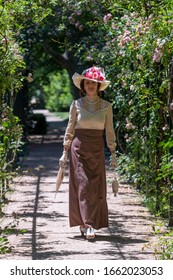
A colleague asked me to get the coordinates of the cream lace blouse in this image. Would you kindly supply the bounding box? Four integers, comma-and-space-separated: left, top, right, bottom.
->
63, 97, 116, 152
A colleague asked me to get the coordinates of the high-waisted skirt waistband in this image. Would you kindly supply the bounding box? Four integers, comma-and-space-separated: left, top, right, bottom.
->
74, 129, 104, 142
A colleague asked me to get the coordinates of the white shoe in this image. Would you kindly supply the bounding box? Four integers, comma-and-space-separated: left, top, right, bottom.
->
86, 227, 95, 240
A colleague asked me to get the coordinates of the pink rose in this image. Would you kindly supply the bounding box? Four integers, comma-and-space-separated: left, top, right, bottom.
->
153, 48, 162, 63
93, 72, 99, 79
85, 71, 93, 79
91, 66, 97, 72
121, 36, 131, 46
103, 13, 112, 23
99, 74, 105, 81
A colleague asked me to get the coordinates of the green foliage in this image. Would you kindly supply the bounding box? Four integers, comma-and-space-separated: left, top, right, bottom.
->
0, 5, 25, 107
143, 223, 173, 260
0, 0, 56, 194
152, 225, 173, 260
0, 0, 54, 105
157, 139, 173, 182
0, 217, 27, 254
0, 235, 11, 254
42, 70, 72, 111
0, 106, 23, 201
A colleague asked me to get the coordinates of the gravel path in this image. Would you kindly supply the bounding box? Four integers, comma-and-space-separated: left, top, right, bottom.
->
0, 110, 157, 260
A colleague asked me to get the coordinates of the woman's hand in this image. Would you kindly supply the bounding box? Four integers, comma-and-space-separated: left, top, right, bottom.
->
59, 150, 68, 168
110, 153, 118, 169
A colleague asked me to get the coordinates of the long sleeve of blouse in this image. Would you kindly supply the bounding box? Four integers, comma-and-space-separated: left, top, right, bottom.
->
63, 97, 116, 152
63, 101, 77, 149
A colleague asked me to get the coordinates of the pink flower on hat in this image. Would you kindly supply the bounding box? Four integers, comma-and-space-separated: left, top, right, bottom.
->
85, 71, 92, 78
93, 72, 99, 79
98, 73, 105, 81
83, 66, 105, 81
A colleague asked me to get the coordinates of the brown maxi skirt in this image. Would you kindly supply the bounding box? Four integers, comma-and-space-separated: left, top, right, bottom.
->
69, 129, 108, 230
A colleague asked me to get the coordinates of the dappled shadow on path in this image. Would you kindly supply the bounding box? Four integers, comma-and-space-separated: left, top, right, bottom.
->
19, 118, 69, 260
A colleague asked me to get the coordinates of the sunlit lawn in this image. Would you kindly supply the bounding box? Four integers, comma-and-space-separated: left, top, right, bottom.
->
55, 112, 69, 120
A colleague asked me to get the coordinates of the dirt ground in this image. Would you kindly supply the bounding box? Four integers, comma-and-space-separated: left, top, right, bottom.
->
0, 110, 158, 260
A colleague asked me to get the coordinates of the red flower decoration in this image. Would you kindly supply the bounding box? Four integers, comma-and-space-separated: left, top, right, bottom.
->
83, 67, 105, 81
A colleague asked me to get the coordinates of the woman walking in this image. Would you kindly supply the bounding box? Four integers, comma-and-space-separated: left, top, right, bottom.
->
59, 66, 117, 240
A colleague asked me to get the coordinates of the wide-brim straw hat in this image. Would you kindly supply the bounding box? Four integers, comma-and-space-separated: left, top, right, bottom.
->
72, 66, 111, 91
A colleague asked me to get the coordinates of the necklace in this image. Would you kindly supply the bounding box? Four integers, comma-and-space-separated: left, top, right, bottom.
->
84, 96, 100, 104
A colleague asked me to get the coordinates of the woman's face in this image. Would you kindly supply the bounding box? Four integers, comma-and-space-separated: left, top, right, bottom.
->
83, 80, 98, 96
